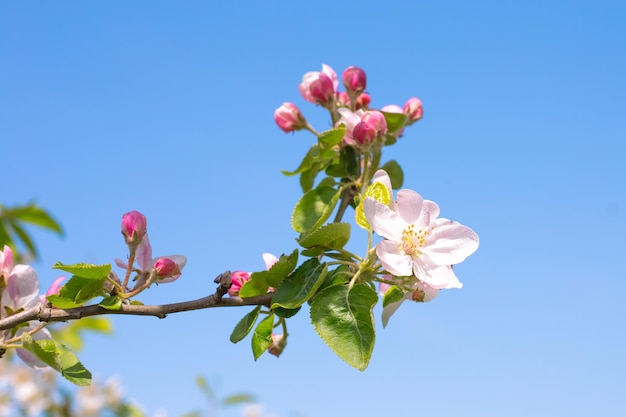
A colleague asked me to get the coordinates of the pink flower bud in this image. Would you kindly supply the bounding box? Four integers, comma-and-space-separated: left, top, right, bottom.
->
356, 92, 371, 109
298, 64, 338, 107
403, 97, 424, 124
342, 66, 367, 94
274, 102, 307, 133
352, 121, 377, 145
121, 211, 147, 243
361, 110, 387, 137
268, 333, 287, 357
228, 270, 250, 297
154, 257, 181, 278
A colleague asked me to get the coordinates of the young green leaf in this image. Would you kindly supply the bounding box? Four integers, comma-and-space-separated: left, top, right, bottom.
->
265, 249, 299, 288
47, 275, 107, 308
382, 285, 405, 307
297, 222, 351, 251
291, 185, 340, 234
381, 111, 408, 134
239, 271, 270, 298
281, 144, 320, 176
21, 333, 92, 386
52, 262, 111, 279
99, 296, 122, 310
310, 283, 378, 371
318, 126, 346, 147
271, 258, 327, 310
230, 306, 261, 343
251, 313, 274, 360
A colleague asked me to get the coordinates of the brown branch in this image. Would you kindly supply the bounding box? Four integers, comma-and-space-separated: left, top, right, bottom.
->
0, 271, 273, 332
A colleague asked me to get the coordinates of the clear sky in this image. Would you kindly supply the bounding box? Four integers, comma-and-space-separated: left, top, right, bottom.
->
2, 1, 625, 416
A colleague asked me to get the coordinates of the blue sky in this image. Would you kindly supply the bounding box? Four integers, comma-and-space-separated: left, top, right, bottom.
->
2, 1, 625, 416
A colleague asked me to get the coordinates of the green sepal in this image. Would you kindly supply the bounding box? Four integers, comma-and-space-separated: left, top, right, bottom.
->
310, 283, 378, 371
318, 126, 345, 147
21, 333, 92, 386
297, 222, 351, 251
239, 271, 270, 298
52, 262, 111, 279
355, 181, 392, 230
380, 160, 404, 189
265, 249, 299, 288
381, 111, 407, 134
99, 296, 122, 310
251, 313, 274, 360
291, 185, 341, 234
230, 306, 261, 343
382, 285, 405, 307
281, 144, 319, 176
271, 258, 327, 310
47, 275, 107, 309
273, 305, 301, 318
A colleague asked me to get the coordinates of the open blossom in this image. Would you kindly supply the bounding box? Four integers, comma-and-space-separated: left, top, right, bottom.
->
364, 177, 479, 289
298, 64, 338, 107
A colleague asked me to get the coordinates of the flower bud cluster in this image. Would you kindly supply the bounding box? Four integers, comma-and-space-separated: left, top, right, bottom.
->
273, 64, 424, 144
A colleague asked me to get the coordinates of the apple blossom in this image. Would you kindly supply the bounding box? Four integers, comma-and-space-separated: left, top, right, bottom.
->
404, 97, 424, 124
342, 66, 367, 95
0, 244, 13, 280
364, 187, 479, 289
228, 270, 250, 297
337, 108, 387, 146
121, 210, 147, 244
361, 110, 387, 137
267, 333, 287, 357
298, 64, 338, 107
115, 234, 187, 285
273, 102, 307, 133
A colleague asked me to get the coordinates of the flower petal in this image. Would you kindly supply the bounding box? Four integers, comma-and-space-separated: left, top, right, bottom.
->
2, 265, 39, 311
414, 261, 463, 289
376, 240, 413, 276
423, 222, 479, 265
363, 197, 405, 241
135, 234, 153, 271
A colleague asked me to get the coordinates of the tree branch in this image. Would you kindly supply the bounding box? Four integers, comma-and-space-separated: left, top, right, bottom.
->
0, 271, 273, 332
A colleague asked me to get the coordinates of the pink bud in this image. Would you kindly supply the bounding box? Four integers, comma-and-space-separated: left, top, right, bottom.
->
298, 64, 338, 107
228, 270, 250, 297
403, 97, 424, 124
352, 121, 377, 145
154, 257, 181, 278
361, 110, 387, 137
342, 66, 367, 94
274, 102, 307, 133
121, 211, 147, 243
356, 92, 371, 109
46, 276, 66, 297
309, 73, 335, 106
268, 333, 287, 357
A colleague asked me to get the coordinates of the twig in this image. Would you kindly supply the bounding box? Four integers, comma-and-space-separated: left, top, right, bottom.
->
0, 271, 273, 331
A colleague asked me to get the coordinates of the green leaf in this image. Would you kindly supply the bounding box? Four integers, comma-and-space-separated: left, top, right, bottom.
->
355, 182, 392, 230
281, 144, 319, 176
318, 126, 345, 147
297, 222, 351, 251
380, 160, 404, 189
52, 262, 111, 279
239, 271, 270, 298
310, 284, 378, 371
316, 265, 352, 297
381, 111, 408, 134
291, 185, 340, 234
47, 275, 107, 309
273, 305, 301, 318
299, 162, 321, 193
382, 285, 405, 307
222, 394, 256, 406
265, 249, 299, 288
271, 258, 327, 310
195, 374, 215, 401
99, 296, 122, 310
251, 313, 274, 360
8, 220, 38, 259
230, 306, 261, 343
21, 333, 92, 386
